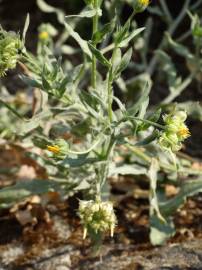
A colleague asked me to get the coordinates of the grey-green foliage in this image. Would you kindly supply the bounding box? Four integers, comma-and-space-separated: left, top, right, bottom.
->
0, 179, 61, 208
124, 0, 202, 121
0, 0, 154, 205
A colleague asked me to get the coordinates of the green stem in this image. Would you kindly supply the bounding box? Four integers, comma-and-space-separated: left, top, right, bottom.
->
127, 145, 151, 163
91, 0, 99, 89
126, 116, 166, 130
127, 145, 202, 175
67, 136, 102, 155
105, 136, 115, 159
160, 0, 173, 24
107, 51, 116, 123
161, 75, 193, 104
99, 136, 116, 190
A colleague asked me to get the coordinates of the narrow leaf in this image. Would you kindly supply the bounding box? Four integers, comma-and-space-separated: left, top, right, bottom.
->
0, 179, 60, 209
160, 178, 202, 216
88, 42, 111, 67
93, 20, 115, 44
0, 99, 25, 120
64, 21, 92, 58
37, 0, 65, 24
66, 7, 102, 19
135, 130, 159, 146
22, 14, 30, 43
119, 27, 145, 48
113, 47, 132, 78
149, 159, 165, 223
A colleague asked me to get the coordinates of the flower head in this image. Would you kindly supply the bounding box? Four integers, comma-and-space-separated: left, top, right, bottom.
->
133, 0, 150, 13
0, 28, 22, 77
38, 23, 57, 43
39, 31, 49, 41
158, 111, 190, 152
47, 145, 60, 154
177, 126, 190, 140
78, 199, 117, 239
46, 139, 69, 159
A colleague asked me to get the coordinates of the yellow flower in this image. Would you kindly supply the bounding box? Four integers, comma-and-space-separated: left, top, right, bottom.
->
158, 111, 190, 152
177, 127, 190, 140
133, 0, 150, 12
39, 31, 49, 40
46, 139, 69, 159
47, 145, 60, 154
139, 0, 150, 5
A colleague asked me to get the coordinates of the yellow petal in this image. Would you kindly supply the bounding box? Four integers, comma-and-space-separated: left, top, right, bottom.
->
39, 31, 49, 40
47, 145, 60, 154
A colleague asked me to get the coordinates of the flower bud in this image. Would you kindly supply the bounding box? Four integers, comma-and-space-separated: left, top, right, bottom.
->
191, 14, 202, 38
0, 28, 22, 77
78, 199, 116, 239
175, 111, 187, 122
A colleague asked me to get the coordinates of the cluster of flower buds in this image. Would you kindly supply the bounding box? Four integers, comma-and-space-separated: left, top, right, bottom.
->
191, 15, 202, 38
133, 0, 150, 13
78, 198, 117, 239
46, 139, 69, 159
159, 111, 190, 152
0, 28, 22, 77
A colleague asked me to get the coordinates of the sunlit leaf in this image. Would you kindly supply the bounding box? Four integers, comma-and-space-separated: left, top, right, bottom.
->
64, 21, 92, 58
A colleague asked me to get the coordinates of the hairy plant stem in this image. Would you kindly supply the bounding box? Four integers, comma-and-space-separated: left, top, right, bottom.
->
125, 116, 166, 130
104, 5, 138, 187
91, 0, 99, 89
107, 50, 116, 123
97, 136, 115, 193
107, 10, 136, 123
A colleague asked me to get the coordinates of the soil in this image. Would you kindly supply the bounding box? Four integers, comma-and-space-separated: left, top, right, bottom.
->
1, 193, 202, 270
1, 1, 202, 269
0, 148, 202, 270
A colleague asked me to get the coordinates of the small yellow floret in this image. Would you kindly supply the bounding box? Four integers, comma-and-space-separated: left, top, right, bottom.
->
39, 31, 49, 40
47, 145, 60, 154
177, 127, 190, 139
139, 0, 150, 5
